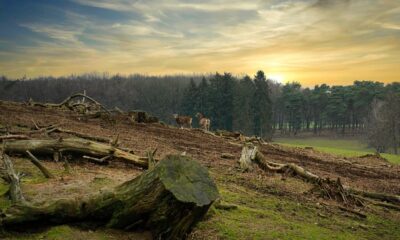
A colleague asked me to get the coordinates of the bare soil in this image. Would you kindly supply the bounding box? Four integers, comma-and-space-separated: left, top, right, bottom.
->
0, 100, 399, 239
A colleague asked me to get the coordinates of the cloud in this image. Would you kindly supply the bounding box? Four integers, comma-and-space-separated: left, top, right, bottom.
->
19, 23, 83, 43
0, 0, 399, 85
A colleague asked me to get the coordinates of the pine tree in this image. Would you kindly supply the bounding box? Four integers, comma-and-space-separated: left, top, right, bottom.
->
209, 73, 235, 131
233, 75, 255, 135
181, 78, 198, 117
252, 71, 272, 139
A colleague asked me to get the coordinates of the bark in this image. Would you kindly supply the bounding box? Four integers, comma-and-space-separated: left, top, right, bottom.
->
349, 189, 400, 205
1, 155, 219, 240
0, 135, 30, 141
3, 138, 148, 168
25, 150, 54, 179
238, 144, 257, 171
1, 154, 25, 204
48, 128, 111, 143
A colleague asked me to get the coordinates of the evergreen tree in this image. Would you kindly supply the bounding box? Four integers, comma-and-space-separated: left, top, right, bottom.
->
252, 71, 272, 139
181, 78, 198, 116
209, 73, 235, 131
233, 75, 255, 135
196, 77, 210, 116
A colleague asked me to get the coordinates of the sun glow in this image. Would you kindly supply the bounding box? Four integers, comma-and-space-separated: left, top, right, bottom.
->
268, 74, 285, 84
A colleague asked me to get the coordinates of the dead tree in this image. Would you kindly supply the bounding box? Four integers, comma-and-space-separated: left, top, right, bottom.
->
239, 144, 400, 208
0, 155, 219, 239
0, 154, 25, 204
28, 93, 111, 115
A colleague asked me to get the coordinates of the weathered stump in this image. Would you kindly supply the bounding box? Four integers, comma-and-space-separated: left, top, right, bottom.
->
0, 155, 219, 240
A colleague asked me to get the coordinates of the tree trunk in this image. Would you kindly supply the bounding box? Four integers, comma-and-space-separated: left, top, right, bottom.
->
1, 155, 219, 239
1, 154, 26, 204
3, 138, 148, 168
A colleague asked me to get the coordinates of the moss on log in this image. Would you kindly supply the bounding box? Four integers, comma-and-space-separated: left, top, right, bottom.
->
0, 155, 219, 239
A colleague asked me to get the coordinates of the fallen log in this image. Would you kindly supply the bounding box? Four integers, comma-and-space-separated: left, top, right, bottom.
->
0, 135, 30, 141
3, 138, 148, 168
48, 128, 111, 143
239, 144, 362, 206
239, 144, 400, 207
0, 155, 219, 239
348, 189, 400, 205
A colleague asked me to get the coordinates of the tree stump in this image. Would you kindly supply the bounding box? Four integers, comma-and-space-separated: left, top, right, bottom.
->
0, 155, 219, 240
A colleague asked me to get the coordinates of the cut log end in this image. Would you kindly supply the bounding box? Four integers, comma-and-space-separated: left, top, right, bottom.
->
1, 155, 219, 240
157, 155, 219, 207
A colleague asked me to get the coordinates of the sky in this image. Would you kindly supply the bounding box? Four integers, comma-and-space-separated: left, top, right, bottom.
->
0, 0, 399, 86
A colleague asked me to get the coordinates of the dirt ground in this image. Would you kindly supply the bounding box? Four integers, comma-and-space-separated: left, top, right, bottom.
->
0, 100, 399, 239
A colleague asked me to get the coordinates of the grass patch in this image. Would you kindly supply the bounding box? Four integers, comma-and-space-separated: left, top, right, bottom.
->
194, 184, 400, 240
274, 137, 400, 164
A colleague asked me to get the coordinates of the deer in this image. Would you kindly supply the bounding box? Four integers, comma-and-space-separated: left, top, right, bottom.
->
196, 113, 211, 131
172, 114, 192, 129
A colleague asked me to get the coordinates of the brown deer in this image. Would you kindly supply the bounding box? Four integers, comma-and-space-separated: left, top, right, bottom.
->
172, 114, 192, 129
196, 113, 211, 131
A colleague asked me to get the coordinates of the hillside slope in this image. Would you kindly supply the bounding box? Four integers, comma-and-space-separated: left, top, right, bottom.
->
0, 101, 399, 239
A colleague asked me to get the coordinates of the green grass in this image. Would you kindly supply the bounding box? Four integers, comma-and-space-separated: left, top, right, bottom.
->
274, 137, 400, 164
194, 184, 400, 240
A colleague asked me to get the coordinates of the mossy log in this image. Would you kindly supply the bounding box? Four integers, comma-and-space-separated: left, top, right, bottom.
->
1, 155, 219, 239
3, 138, 148, 168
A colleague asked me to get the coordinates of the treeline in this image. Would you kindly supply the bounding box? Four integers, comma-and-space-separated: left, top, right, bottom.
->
181, 71, 272, 138
0, 73, 399, 143
272, 81, 399, 135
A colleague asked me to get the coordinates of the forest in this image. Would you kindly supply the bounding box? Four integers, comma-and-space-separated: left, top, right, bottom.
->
1, 72, 399, 154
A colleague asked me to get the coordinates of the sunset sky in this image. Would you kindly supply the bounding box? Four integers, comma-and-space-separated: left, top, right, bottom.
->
0, 0, 399, 86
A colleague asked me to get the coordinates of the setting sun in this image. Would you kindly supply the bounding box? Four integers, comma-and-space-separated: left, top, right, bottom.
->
268, 74, 285, 84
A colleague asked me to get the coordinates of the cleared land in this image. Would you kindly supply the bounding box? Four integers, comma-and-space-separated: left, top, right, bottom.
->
275, 137, 400, 165
0, 101, 399, 239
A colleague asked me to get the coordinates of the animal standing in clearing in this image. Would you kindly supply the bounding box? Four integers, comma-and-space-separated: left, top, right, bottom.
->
196, 113, 211, 131
173, 114, 192, 129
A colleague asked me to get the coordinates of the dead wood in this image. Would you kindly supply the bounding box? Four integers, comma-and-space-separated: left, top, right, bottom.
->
0, 155, 219, 240
338, 206, 367, 218
348, 189, 400, 205
0, 153, 25, 204
221, 153, 235, 159
25, 150, 54, 178
240, 144, 400, 207
239, 144, 362, 206
29, 93, 111, 115
3, 138, 148, 168
0, 135, 30, 141
82, 155, 111, 164
48, 127, 111, 143
216, 130, 244, 140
